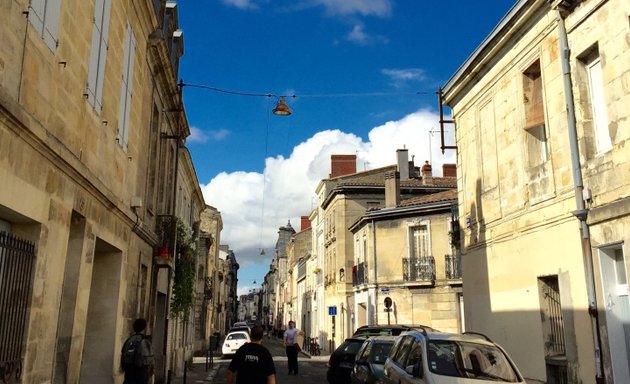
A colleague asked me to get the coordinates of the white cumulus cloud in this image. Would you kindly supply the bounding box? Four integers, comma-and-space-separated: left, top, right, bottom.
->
346, 23, 389, 45
316, 0, 392, 17
200, 109, 455, 280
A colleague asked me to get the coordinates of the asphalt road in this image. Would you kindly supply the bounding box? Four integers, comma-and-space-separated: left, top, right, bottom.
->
182, 337, 330, 384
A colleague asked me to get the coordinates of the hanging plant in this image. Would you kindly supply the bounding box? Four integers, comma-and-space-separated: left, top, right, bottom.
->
171, 218, 197, 320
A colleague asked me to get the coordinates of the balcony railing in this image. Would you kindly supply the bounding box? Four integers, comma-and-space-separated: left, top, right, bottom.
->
352, 262, 368, 286
402, 256, 435, 282
445, 254, 462, 280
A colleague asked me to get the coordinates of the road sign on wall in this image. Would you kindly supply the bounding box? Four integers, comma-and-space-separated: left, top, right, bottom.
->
380, 287, 390, 294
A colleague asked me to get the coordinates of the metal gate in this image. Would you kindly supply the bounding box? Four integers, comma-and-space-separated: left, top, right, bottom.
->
0, 232, 36, 384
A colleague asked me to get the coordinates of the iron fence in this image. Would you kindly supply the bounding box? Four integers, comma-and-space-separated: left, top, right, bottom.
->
0, 232, 36, 384
402, 256, 435, 282
352, 262, 367, 286
445, 254, 462, 280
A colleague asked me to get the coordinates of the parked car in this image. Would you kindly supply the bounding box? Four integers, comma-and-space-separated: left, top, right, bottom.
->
383, 330, 524, 383
221, 330, 250, 357
350, 336, 397, 384
327, 336, 369, 384
353, 325, 434, 337
228, 321, 251, 334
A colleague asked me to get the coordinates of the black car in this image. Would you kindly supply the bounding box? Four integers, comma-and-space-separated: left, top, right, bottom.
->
327, 336, 368, 384
353, 325, 434, 337
350, 336, 396, 384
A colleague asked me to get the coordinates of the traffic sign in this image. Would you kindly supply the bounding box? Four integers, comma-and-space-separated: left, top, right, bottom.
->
328, 306, 337, 316
380, 287, 390, 294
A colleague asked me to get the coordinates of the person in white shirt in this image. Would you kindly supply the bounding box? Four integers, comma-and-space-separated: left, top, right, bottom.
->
283, 321, 303, 375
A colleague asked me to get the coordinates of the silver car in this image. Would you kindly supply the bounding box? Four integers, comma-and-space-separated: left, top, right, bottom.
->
383, 330, 524, 384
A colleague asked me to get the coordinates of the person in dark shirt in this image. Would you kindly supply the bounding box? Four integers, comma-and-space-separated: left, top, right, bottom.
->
227, 325, 276, 384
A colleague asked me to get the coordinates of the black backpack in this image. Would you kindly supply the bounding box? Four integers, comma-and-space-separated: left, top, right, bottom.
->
121, 334, 144, 371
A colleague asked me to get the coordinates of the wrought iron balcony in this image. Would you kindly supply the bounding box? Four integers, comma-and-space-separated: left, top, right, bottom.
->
402, 256, 435, 282
352, 262, 368, 286
445, 254, 462, 280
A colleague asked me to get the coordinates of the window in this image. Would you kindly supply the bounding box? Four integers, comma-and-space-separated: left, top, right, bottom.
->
538, 275, 565, 356
117, 23, 136, 151
581, 47, 612, 154
392, 336, 414, 367
28, 0, 61, 51
410, 225, 429, 258
86, 0, 112, 114
523, 61, 548, 166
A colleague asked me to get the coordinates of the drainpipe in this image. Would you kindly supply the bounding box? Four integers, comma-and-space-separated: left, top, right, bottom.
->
371, 219, 378, 324
556, 12, 605, 383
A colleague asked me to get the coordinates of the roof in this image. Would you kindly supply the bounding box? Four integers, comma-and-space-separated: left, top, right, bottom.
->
398, 189, 458, 207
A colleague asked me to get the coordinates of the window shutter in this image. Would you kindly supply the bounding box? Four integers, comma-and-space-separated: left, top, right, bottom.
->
28, 0, 45, 36
118, 23, 135, 150
525, 74, 545, 129
86, 0, 104, 109
94, 0, 112, 114
43, 0, 61, 50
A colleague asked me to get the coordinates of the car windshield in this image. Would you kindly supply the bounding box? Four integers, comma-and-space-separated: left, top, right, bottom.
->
427, 340, 520, 382
227, 333, 247, 340
369, 342, 394, 364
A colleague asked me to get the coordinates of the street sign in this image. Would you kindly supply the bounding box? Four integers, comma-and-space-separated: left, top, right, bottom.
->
384, 297, 392, 309
328, 306, 337, 316
380, 287, 390, 294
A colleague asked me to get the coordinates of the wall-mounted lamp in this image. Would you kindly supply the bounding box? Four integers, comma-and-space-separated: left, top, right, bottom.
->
272, 97, 292, 116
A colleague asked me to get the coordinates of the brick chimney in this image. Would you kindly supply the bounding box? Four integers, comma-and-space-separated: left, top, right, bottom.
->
300, 216, 311, 231
396, 149, 409, 181
443, 163, 456, 177
385, 171, 400, 208
330, 154, 357, 178
421, 161, 433, 185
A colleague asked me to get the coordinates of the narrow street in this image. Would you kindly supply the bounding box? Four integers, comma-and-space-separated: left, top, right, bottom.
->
178, 337, 330, 384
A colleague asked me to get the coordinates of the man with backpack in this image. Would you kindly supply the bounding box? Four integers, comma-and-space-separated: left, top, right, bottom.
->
121, 318, 154, 384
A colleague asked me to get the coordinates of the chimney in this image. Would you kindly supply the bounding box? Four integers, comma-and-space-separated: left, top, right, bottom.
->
443, 163, 457, 177
300, 216, 311, 231
421, 161, 433, 185
385, 170, 400, 208
330, 154, 357, 178
396, 149, 410, 181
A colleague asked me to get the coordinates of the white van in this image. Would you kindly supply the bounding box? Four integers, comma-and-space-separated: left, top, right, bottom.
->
383, 329, 524, 383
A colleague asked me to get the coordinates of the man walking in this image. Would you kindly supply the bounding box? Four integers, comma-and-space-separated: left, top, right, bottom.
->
121, 318, 154, 384
227, 325, 276, 384
283, 320, 303, 375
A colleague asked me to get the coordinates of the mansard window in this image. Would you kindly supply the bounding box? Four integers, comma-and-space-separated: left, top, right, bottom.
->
523, 61, 548, 166
580, 46, 612, 154
28, 0, 62, 51
86, 0, 112, 114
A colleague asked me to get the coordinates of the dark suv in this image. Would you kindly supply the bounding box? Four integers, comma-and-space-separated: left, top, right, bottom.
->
353, 325, 434, 337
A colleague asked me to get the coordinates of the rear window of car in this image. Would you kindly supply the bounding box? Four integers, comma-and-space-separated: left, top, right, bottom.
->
227, 333, 247, 340
339, 340, 364, 354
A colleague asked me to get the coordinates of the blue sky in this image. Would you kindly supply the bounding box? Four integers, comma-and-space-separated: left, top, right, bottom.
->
178, 1, 514, 295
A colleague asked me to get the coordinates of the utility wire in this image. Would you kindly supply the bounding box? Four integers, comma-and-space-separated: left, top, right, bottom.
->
181, 82, 435, 98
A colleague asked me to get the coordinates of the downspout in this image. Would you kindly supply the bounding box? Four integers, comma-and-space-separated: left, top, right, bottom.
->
371, 219, 378, 324
556, 11, 605, 383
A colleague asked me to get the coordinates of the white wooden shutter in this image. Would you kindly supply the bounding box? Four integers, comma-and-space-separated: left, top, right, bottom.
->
42, 0, 61, 50
587, 57, 612, 153
86, 0, 104, 109
28, 0, 45, 37
94, 0, 112, 113
118, 23, 136, 150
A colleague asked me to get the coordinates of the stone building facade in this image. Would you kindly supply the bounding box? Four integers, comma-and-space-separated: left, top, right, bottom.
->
442, 0, 630, 382
349, 188, 462, 333
0, 0, 205, 382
